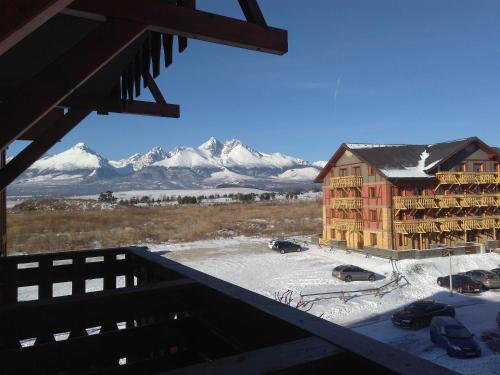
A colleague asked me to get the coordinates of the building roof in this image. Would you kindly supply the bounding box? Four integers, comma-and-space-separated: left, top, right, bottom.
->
315, 137, 499, 182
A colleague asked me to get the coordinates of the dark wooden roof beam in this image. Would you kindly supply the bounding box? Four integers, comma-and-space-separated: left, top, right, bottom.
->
0, 0, 75, 56
0, 19, 147, 153
59, 95, 179, 118
143, 72, 167, 105
238, 0, 267, 26
0, 109, 91, 192
68, 0, 287, 55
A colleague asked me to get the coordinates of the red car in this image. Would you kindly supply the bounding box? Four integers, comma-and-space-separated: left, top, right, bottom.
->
437, 274, 482, 293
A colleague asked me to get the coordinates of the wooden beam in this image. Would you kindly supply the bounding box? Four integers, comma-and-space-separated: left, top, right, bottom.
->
163, 337, 341, 375
0, 19, 147, 153
68, 0, 287, 55
17, 108, 65, 141
0, 150, 5, 256
60, 95, 179, 117
0, 0, 75, 56
238, 0, 267, 26
2, 322, 185, 374
0, 278, 198, 339
0, 109, 91, 192
144, 73, 167, 105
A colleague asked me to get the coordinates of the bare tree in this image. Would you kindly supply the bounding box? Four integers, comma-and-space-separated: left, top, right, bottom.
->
274, 289, 314, 312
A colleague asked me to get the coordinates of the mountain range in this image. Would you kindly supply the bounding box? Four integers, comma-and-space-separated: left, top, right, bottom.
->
8, 137, 327, 196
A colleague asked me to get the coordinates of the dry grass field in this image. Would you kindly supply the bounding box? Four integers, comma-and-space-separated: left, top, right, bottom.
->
7, 200, 322, 254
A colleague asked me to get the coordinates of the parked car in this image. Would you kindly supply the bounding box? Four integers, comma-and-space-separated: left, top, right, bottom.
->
268, 239, 279, 249
272, 241, 302, 254
430, 316, 481, 358
490, 268, 500, 277
436, 274, 482, 294
391, 300, 455, 330
461, 270, 500, 289
332, 265, 375, 282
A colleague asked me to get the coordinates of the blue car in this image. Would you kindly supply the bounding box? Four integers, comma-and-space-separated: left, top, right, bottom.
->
430, 316, 481, 358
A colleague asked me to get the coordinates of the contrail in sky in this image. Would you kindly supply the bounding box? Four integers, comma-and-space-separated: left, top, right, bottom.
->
333, 73, 343, 112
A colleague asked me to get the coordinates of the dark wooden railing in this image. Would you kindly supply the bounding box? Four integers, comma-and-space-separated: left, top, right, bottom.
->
0, 246, 457, 375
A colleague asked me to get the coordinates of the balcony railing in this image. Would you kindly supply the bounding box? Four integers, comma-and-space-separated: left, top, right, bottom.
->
331, 197, 363, 209
330, 176, 363, 188
435, 172, 500, 185
329, 218, 363, 231
393, 196, 437, 210
393, 194, 500, 210
394, 216, 499, 234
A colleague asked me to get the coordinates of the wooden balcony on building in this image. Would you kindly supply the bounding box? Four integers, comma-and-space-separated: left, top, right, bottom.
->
330, 176, 363, 188
394, 219, 439, 234
393, 196, 437, 210
393, 194, 500, 210
332, 197, 363, 209
394, 216, 499, 234
435, 172, 500, 185
329, 218, 363, 231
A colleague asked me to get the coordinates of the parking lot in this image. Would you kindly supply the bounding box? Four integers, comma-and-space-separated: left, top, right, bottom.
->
153, 237, 500, 374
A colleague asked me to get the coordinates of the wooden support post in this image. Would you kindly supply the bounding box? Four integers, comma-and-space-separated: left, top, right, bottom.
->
0, 149, 6, 256
39, 258, 53, 299
72, 254, 85, 295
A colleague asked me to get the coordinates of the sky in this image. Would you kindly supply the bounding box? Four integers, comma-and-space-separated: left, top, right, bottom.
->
9, 0, 500, 163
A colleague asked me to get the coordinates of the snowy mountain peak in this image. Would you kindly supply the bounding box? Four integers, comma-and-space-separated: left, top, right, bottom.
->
198, 137, 224, 157
109, 146, 167, 171
72, 142, 92, 151
31, 142, 106, 172
144, 146, 167, 160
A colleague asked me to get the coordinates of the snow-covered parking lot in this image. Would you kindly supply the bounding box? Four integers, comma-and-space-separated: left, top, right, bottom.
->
149, 237, 500, 375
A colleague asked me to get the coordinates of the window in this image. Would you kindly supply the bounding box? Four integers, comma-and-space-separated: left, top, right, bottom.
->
473, 163, 484, 172
369, 210, 377, 221
331, 229, 336, 238
340, 231, 346, 241
496, 163, 500, 173
460, 162, 467, 172
368, 166, 374, 176
352, 166, 361, 176
339, 168, 348, 176
370, 233, 377, 246
368, 187, 376, 198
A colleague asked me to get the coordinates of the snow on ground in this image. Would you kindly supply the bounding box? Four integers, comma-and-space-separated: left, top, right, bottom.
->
150, 236, 500, 374
70, 188, 270, 200
71, 188, 321, 202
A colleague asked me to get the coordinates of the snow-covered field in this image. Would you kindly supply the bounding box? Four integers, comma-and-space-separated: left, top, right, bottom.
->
148, 237, 500, 374
72, 188, 271, 201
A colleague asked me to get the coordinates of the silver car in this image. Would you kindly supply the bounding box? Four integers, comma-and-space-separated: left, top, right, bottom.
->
462, 270, 500, 289
332, 265, 376, 282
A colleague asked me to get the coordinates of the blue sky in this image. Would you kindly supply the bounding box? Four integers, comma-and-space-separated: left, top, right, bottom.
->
10, 0, 500, 162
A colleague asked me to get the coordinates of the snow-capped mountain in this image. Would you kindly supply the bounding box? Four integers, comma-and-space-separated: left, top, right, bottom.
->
109, 146, 167, 171
9, 138, 324, 196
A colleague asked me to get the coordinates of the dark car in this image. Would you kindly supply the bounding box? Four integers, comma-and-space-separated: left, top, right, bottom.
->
461, 270, 500, 289
497, 311, 500, 330
430, 316, 481, 358
391, 300, 455, 330
437, 274, 482, 294
332, 265, 375, 282
272, 241, 302, 254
